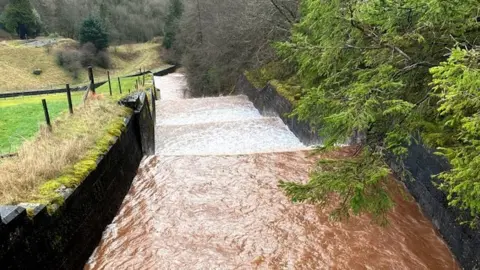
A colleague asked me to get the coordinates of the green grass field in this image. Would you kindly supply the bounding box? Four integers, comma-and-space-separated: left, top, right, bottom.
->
0, 74, 155, 155
0, 92, 84, 154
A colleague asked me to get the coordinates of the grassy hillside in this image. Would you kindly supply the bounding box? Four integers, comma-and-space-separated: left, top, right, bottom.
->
0, 29, 12, 40
0, 38, 163, 92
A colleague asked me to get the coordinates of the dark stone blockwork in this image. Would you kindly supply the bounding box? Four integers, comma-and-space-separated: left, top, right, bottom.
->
388, 142, 480, 270
235, 74, 480, 270
0, 93, 154, 269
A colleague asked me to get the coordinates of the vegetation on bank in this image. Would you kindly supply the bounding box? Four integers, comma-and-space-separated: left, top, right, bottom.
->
272, 0, 480, 227
162, 0, 479, 227
164, 0, 297, 97
0, 98, 130, 205
245, 61, 301, 104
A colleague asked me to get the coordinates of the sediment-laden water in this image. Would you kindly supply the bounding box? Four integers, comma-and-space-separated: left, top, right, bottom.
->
86, 73, 458, 269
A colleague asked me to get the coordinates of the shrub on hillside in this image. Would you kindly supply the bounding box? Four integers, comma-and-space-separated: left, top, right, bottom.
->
79, 42, 97, 67
55, 43, 111, 78
95, 50, 111, 69
55, 49, 82, 78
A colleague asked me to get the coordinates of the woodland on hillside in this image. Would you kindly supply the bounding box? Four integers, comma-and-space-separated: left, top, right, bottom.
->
0, 0, 168, 42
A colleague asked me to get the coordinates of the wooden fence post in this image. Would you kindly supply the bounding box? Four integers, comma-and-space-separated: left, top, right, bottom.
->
66, 84, 73, 114
118, 77, 122, 94
152, 78, 158, 100
42, 99, 51, 129
88, 66, 95, 93
151, 88, 156, 118
107, 71, 112, 96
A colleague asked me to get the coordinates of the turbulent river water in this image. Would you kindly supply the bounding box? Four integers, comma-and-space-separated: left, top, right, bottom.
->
85, 73, 459, 269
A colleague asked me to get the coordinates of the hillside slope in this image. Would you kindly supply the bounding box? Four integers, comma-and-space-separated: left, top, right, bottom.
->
0, 38, 163, 92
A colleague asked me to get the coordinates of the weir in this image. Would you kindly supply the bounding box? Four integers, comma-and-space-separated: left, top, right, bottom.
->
85, 73, 459, 269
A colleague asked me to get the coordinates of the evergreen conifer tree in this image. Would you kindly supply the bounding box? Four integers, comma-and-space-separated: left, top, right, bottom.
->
79, 16, 109, 51
162, 0, 184, 49
1, 0, 39, 39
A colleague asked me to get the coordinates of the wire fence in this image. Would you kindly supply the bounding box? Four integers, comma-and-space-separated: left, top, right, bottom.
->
0, 65, 168, 157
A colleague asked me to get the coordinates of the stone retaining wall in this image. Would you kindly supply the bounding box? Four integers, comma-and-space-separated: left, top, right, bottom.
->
0, 93, 154, 269
235, 74, 480, 270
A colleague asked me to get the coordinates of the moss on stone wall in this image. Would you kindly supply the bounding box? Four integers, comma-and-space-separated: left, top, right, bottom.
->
245, 61, 303, 105
34, 115, 129, 207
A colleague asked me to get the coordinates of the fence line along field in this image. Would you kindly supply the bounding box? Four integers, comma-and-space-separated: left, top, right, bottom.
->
0, 72, 155, 155
0, 92, 83, 155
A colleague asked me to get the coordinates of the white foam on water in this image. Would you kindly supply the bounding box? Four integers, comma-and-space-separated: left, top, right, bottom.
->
154, 73, 188, 100
156, 117, 306, 156
157, 96, 263, 126
153, 73, 307, 155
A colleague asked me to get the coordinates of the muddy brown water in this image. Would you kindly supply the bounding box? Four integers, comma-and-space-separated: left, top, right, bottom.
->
85, 73, 459, 269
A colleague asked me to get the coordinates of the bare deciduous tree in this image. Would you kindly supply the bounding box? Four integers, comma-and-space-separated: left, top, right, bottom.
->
29, 0, 169, 42
173, 0, 298, 97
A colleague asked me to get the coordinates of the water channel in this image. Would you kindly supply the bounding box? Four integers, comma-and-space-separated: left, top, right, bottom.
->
85, 73, 458, 269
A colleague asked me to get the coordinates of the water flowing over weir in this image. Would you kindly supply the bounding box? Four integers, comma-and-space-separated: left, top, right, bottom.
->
85, 73, 459, 269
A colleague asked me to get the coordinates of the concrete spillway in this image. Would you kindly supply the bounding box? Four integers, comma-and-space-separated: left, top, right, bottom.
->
85, 73, 458, 269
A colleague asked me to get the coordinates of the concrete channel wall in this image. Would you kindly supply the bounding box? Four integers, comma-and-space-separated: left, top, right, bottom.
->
0, 93, 154, 269
235, 74, 480, 270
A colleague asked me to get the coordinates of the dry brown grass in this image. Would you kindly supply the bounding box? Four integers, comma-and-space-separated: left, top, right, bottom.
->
0, 98, 130, 205
0, 29, 12, 41
0, 39, 163, 92
107, 42, 163, 76
0, 39, 76, 91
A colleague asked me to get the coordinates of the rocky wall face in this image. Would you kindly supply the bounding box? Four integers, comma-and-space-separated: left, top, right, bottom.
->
235, 74, 480, 270
0, 93, 154, 269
